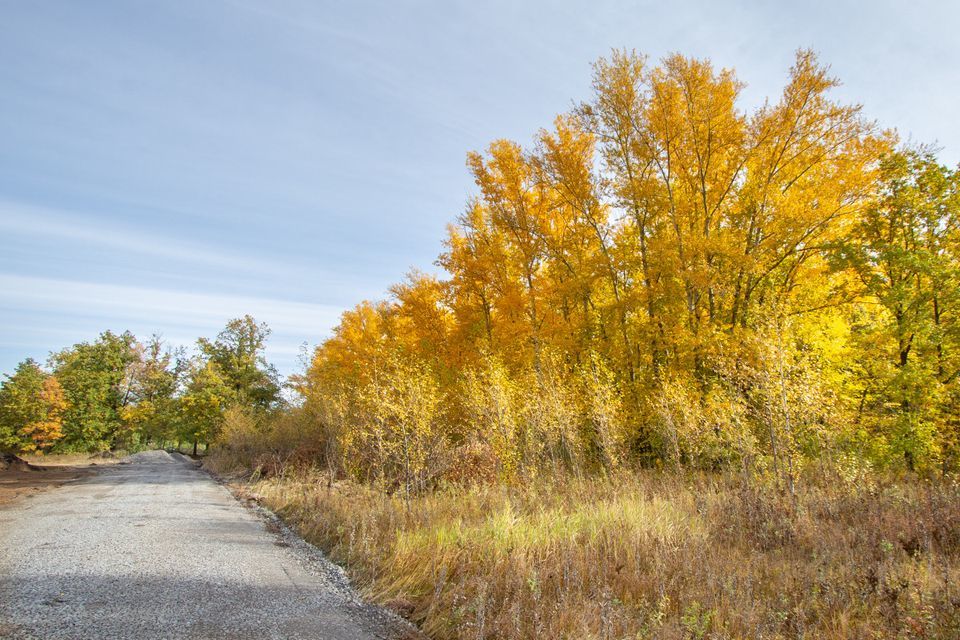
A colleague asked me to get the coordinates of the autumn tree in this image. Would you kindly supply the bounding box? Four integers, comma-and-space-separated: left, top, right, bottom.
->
0, 359, 67, 454
303, 298, 448, 490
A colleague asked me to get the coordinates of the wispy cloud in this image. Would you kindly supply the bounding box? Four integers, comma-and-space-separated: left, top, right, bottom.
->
0, 274, 344, 373
0, 274, 343, 336
0, 199, 289, 276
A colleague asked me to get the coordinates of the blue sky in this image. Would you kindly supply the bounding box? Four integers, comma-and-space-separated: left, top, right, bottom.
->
1, 0, 958, 376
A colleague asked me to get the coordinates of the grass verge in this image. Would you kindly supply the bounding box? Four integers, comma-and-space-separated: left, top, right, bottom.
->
214, 463, 960, 639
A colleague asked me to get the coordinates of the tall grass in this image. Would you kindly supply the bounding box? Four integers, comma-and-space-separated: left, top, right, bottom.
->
217, 462, 959, 639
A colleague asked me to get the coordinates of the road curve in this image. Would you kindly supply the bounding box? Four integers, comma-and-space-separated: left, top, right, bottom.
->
0, 451, 409, 640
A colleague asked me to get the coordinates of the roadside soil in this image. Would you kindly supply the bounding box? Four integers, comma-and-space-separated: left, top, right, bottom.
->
0, 453, 115, 506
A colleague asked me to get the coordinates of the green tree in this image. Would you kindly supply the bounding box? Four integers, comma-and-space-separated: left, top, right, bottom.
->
198, 316, 280, 409
839, 149, 960, 470
51, 331, 139, 451
179, 360, 233, 455
120, 336, 185, 448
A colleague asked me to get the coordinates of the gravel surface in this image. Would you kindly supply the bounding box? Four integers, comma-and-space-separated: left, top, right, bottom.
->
0, 452, 414, 639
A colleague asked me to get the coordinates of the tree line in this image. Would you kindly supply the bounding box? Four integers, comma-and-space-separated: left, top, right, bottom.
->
0, 316, 279, 455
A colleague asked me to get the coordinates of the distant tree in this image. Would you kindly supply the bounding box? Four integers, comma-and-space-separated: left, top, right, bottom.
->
0, 359, 67, 454
120, 335, 186, 448
179, 360, 233, 455
51, 331, 139, 450
198, 316, 280, 409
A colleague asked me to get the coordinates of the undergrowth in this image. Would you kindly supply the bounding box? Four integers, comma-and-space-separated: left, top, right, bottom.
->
208, 456, 960, 639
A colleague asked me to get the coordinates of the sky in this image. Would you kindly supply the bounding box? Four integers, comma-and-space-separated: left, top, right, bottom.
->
1, 0, 958, 377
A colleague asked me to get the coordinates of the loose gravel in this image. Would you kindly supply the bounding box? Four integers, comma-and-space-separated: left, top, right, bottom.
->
0, 451, 414, 639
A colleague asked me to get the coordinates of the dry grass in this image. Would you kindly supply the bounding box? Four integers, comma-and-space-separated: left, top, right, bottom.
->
21, 452, 121, 467
220, 462, 960, 639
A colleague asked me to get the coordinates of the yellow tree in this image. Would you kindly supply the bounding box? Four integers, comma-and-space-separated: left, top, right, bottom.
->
582, 50, 750, 381
734, 50, 883, 330
19, 376, 68, 453
306, 298, 447, 489
389, 271, 454, 375
303, 48, 915, 477
579, 49, 885, 468
468, 140, 552, 373
533, 115, 632, 377
439, 202, 509, 362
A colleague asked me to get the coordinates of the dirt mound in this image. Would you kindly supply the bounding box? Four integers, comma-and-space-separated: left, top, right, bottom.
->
123, 450, 174, 464
0, 452, 35, 472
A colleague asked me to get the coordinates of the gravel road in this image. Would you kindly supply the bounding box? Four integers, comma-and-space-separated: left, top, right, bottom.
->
0, 451, 412, 639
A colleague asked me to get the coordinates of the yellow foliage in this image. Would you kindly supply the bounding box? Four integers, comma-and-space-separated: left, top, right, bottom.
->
296, 49, 960, 481
17, 376, 67, 453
